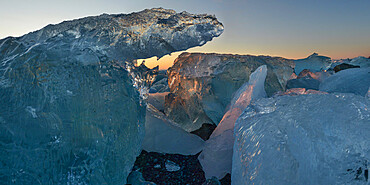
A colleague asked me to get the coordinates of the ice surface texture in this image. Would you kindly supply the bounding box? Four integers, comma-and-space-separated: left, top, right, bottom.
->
331, 56, 370, 69
0, 49, 145, 184
232, 94, 370, 185
142, 104, 204, 155
147, 92, 169, 112
319, 68, 370, 96
348, 56, 370, 68
294, 53, 332, 74
127, 171, 156, 185
165, 53, 293, 132
199, 65, 267, 179
0, 8, 223, 184
0, 8, 223, 63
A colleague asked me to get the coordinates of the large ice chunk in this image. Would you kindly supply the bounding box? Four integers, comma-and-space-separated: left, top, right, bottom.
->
199, 65, 267, 179
147, 92, 169, 112
142, 104, 204, 155
232, 94, 370, 185
349, 56, 370, 68
0, 55, 145, 184
331, 56, 370, 69
127, 171, 156, 185
319, 68, 370, 96
0, 8, 224, 184
294, 53, 332, 74
165, 53, 294, 132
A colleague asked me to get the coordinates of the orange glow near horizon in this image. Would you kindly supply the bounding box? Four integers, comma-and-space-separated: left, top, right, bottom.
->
136, 51, 183, 70
1, 0, 369, 71
134, 38, 370, 70
136, 48, 370, 70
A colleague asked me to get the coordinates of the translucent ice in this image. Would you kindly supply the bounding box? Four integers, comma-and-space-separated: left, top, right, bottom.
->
142, 104, 204, 155
0, 57, 145, 184
232, 94, 370, 185
319, 68, 370, 96
294, 53, 332, 74
349, 56, 370, 68
199, 65, 267, 179
165, 160, 181, 172
147, 92, 169, 112
331, 56, 370, 69
127, 171, 156, 185
0, 8, 223, 184
165, 53, 294, 132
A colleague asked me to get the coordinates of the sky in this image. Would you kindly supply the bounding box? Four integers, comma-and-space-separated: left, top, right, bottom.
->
1, 0, 369, 69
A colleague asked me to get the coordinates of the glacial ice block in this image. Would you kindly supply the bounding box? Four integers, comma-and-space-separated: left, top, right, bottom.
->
199, 65, 267, 179
294, 53, 332, 74
165, 53, 294, 132
127, 171, 156, 185
147, 92, 169, 112
0, 8, 223, 184
331, 56, 370, 69
142, 104, 204, 155
232, 94, 370, 185
319, 68, 370, 96
0, 56, 146, 184
348, 56, 370, 68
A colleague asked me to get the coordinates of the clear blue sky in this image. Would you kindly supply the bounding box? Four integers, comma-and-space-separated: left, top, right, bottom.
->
1, 0, 369, 68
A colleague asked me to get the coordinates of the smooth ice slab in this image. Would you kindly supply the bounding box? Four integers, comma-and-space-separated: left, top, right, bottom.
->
232, 93, 370, 185
147, 92, 169, 112
142, 104, 204, 155
199, 65, 267, 179
127, 171, 156, 185
319, 68, 370, 96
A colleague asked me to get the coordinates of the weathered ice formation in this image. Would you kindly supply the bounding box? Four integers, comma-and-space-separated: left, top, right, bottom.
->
128, 63, 160, 94
294, 53, 332, 74
348, 56, 370, 68
331, 56, 370, 69
142, 104, 204, 155
232, 94, 370, 185
147, 92, 169, 112
0, 8, 223, 184
296, 69, 332, 82
286, 69, 321, 90
0, 8, 224, 63
129, 64, 169, 94
319, 68, 370, 96
127, 171, 156, 185
199, 65, 267, 179
149, 70, 170, 93
165, 53, 294, 132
